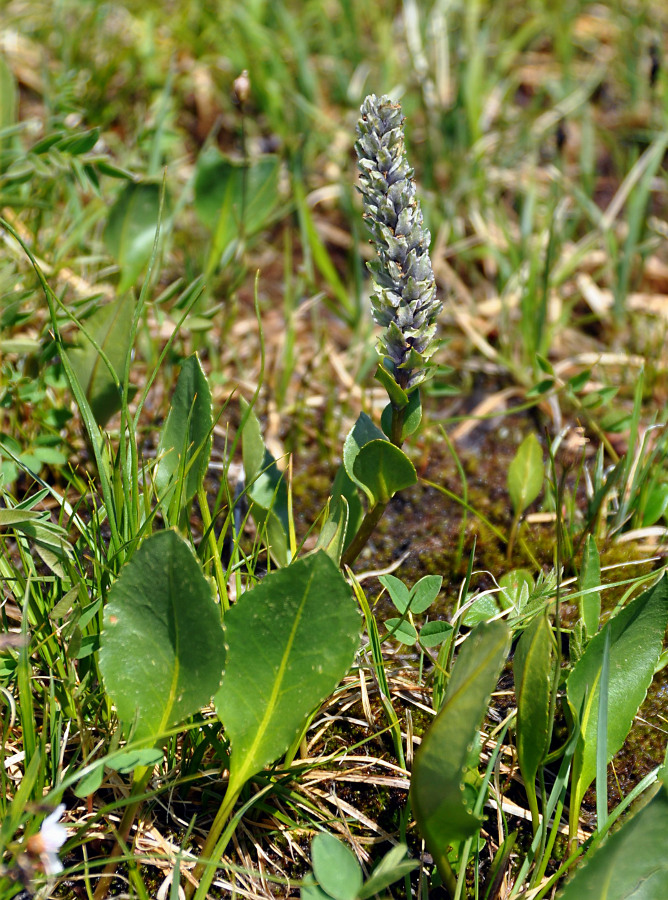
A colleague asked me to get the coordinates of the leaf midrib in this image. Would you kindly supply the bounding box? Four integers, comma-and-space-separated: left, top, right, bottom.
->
157, 538, 181, 738
227, 565, 317, 792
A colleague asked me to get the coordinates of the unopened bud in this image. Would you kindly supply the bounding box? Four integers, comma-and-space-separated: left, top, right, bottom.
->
233, 70, 250, 107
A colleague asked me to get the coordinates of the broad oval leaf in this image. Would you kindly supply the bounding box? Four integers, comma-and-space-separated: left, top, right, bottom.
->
558, 783, 668, 900
240, 397, 289, 566
411, 620, 510, 862
342, 412, 387, 497
311, 832, 362, 900
380, 389, 422, 439
106, 748, 164, 774
68, 291, 136, 427
410, 575, 443, 614
514, 614, 554, 816
461, 592, 500, 627
215, 551, 360, 794
566, 576, 668, 820
315, 494, 349, 565
579, 534, 601, 639
379, 574, 411, 613
357, 844, 419, 899
385, 617, 418, 645
315, 465, 363, 563
194, 148, 279, 267
100, 530, 225, 744
155, 354, 212, 513
507, 432, 543, 515
353, 440, 417, 505
419, 620, 453, 648
104, 181, 165, 293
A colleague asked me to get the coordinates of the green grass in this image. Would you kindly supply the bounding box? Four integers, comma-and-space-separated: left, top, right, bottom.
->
2, 1, 668, 897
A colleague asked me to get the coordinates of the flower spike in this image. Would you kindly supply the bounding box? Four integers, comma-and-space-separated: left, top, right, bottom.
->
355, 94, 441, 391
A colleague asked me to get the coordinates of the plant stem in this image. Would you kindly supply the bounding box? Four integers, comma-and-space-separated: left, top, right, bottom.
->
197, 484, 229, 613
185, 782, 241, 900
340, 403, 406, 569
340, 499, 389, 569
390, 401, 405, 446
92, 767, 153, 900
433, 845, 458, 898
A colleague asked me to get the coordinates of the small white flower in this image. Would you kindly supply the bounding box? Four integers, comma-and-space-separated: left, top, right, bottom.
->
26, 803, 67, 875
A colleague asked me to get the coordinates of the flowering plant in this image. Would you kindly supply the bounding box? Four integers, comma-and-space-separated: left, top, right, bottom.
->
26, 804, 67, 876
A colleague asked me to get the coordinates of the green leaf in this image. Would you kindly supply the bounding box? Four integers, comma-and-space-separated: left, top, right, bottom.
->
642, 482, 668, 527
535, 354, 554, 375
357, 844, 419, 899
599, 409, 632, 433
58, 128, 100, 155
579, 535, 601, 639
419, 620, 453, 648
567, 369, 592, 393
301, 874, 332, 900
315, 494, 350, 565
73, 764, 105, 799
380, 389, 422, 439
567, 577, 668, 821
316, 465, 363, 563
411, 621, 510, 866
155, 354, 212, 513
67, 291, 136, 427
106, 748, 164, 773
385, 617, 418, 645
0, 506, 72, 575
240, 397, 289, 566
0, 55, 17, 170
581, 386, 618, 410
215, 552, 360, 794
342, 412, 387, 496
353, 440, 417, 505
461, 593, 500, 627
379, 574, 411, 613
194, 148, 279, 266
514, 614, 554, 819
104, 181, 165, 292
374, 363, 409, 407
558, 783, 668, 900
0, 508, 49, 527
526, 378, 554, 397
499, 569, 533, 614
507, 433, 543, 515
410, 575, 443, 614
100, 530, 225, 744
311, 832, 362, 900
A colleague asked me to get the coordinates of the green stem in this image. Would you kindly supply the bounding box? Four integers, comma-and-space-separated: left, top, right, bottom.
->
92, 766, 153, 900
197, 485, 229, 613
506, 510, 520, 562
340, 499, 389, 569
526, 780, 541, 836
185, 782, 242, 900
530, 796, 565, 890
340, 403, 406, 569
390, 401, 405, 446
433, 845, 458, 898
